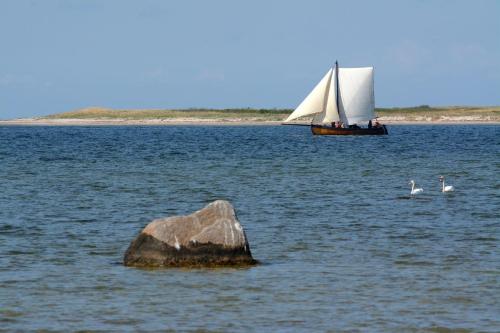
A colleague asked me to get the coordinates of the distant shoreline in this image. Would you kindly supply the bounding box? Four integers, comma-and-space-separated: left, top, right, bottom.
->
1, 106, 499, 126
1, 118, 499, 126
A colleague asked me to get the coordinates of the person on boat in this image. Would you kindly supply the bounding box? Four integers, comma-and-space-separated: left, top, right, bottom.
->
331, 121, 336, 128
374, 120, 381, 128
368, 120, 372, 128
337, 122, 343, 128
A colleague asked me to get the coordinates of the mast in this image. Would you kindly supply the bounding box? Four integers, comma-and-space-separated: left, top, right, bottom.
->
335, 61, 340, 120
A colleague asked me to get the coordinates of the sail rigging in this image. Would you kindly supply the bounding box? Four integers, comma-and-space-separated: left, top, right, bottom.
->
284, 63, 375, 125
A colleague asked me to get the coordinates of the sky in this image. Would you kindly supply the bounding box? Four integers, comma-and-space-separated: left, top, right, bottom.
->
1, 0, 499, 118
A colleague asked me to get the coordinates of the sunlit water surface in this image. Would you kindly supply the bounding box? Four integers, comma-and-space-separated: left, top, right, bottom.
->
0, 125, 499, 332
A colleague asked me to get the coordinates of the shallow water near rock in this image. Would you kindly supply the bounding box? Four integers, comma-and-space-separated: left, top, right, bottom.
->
0, 124, 499, 332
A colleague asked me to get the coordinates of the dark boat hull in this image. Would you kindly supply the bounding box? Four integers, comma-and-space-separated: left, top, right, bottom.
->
311, 124, 388, 135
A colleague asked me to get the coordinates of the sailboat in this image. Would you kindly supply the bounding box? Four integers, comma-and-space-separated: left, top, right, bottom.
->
283, 61, 388, 135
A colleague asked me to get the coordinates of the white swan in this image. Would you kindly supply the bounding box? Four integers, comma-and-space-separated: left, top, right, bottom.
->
439, 176, 455, 192
409, 180, 423, 195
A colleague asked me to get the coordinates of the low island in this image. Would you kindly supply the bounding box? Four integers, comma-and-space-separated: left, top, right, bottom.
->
1, 105, 499, 125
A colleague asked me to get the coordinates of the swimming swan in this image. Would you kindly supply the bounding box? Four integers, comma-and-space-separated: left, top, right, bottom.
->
409, 180, 424, 195
439, 176, 455, 192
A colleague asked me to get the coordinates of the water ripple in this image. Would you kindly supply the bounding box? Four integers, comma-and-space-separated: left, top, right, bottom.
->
0, 125, 499, 332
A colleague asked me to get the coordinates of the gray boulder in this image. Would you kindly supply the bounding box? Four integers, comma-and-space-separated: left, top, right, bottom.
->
124, 200, 256, 267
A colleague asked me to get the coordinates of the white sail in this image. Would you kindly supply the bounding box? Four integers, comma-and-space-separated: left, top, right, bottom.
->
338, 67, 374, 125
321, 66, 340, 123
284, 68, 333, 122
312, 77, 339, 124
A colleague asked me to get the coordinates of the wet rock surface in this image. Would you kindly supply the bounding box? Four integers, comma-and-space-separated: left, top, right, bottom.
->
124, 200, 256, 267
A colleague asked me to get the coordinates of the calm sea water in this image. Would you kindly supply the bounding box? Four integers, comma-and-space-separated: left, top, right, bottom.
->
0, 125, 499, 332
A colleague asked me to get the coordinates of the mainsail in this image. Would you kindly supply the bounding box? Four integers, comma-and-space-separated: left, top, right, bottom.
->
338, 67, 374, 125
284, 64, 375, 125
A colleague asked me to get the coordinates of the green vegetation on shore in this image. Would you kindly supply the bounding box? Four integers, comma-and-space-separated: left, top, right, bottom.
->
376, 105, 500, 121
43, 107, 291, 121
43, 105, 500, 122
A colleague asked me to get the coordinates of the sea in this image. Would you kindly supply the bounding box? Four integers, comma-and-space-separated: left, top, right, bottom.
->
0, 124, 499, 332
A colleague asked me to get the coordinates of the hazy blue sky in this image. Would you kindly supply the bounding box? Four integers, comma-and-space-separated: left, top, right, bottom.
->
1, 0, 499, 118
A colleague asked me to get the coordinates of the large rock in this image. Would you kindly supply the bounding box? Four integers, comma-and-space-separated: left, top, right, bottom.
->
124, 200, 257, 267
